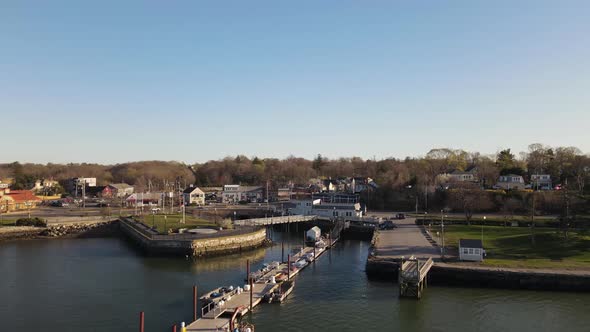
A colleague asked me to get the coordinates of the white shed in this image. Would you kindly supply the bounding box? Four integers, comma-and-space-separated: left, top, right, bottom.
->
306, 226, 321, 242
459, 239, 484, 262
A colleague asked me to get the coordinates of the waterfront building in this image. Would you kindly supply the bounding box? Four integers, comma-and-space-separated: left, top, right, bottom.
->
459, 239, 484, 262
221, 185, 264, 204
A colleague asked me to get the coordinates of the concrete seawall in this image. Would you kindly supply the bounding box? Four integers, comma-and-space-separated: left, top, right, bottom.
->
119, 218, 268, 256
366, 258, 590, 292
366, 223, 590, 292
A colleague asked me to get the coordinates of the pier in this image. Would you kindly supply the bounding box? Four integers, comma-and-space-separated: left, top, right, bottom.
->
398, 257, 433, 299
366, 217, 438, 299
183, 231, 339, 331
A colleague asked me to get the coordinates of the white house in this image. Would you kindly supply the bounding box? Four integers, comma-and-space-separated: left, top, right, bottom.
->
496, 174, 525, 190
183, 186, 205, 205
530, 174, 552, 190
459, 239, 484, 262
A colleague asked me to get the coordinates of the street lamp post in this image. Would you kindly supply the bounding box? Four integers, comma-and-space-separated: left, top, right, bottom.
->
482, 216, 487, 245
441, 209, 445, 260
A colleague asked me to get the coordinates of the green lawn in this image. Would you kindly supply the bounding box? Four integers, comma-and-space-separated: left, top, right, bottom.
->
0, 218, 18, 226
134, 213, 217, 234
433, 224, 590, 269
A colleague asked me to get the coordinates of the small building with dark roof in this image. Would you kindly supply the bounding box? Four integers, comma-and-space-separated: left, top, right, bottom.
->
459, 239, 484, 262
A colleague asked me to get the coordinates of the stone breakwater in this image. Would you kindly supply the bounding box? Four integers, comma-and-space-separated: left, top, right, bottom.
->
0, 220, 119, 241
40, 221, 119, 238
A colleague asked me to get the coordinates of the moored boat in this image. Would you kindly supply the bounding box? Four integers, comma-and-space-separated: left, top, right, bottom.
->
269, 280, 295, 303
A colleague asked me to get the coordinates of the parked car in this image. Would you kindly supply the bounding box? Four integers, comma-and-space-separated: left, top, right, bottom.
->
395, 213, 405, 219
379, 221, 396, 230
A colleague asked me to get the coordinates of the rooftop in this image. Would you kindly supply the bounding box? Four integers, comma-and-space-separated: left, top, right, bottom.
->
459, 239, 483, 249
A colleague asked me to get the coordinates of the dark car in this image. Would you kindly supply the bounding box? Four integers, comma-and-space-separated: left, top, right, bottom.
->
395, 213, 405, 220
379, 220, 396, 230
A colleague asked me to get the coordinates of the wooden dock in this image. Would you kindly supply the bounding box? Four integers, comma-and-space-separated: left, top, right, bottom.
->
398, 257, 433, 299
185, 236, 337, 331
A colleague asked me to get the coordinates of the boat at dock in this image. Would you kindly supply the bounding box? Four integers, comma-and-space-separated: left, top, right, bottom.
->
265, 280, 295, 304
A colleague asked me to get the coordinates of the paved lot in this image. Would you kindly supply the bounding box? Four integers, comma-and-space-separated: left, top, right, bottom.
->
374, 217, 440, 259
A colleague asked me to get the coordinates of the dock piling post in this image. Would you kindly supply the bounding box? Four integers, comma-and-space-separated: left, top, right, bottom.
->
246, 259, 250, 284
249, 279, 253, 311
193, 285, 197, 321
287, 254, 291, 280
139, 311, 145, 332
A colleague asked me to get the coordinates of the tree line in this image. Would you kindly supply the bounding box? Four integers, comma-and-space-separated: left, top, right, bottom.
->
1, 144, 589, 215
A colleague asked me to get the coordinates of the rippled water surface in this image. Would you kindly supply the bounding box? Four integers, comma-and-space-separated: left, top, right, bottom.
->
1, 231, 588, 332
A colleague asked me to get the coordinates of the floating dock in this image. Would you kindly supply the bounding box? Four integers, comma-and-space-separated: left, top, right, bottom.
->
185, 237, 336, 331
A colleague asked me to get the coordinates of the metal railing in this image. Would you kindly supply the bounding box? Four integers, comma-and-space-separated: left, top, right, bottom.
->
233, 215, 316, 226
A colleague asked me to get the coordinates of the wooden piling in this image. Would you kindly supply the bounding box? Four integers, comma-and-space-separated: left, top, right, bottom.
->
249, 278, 253, 311
193, 285, 197, 321
287, 254, 291, 280
246, 259, 250, 284
139, 311, 145, 332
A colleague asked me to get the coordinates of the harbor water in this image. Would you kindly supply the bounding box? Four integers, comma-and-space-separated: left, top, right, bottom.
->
1, 230, 589, 332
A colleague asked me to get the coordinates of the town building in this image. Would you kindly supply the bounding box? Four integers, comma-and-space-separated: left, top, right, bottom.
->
350, 177, 379, 193
221, 185, 264, 204
312, 202, 363, 219
530, 174, 552, 190
459, 239, 484, 262
126, 192, 165, 207
72, 177, 97, 187
0, 188, 42, 212
31, 179, 59, 192
183, 186, 205, 205
107, 183, 134, 197
289, 199, 321, 215
496, 174, 525, 190
287, 198, 362, 219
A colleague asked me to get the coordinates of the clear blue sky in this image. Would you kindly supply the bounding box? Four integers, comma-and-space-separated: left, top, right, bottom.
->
2, 1, 589, 164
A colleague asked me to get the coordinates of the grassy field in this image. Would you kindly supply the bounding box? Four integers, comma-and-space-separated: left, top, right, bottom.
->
433, 224, 590, 268
410, 213, 559, 226
134, 213, 218, 234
